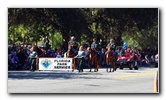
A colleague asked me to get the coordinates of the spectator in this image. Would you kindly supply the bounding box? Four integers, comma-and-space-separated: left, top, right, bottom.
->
10, 55, 18, 70
101, 48, 106, 68
56, 50, 62, 58
29, 46, 38, 71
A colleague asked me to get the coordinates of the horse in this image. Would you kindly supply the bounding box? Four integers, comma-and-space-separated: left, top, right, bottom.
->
89, 47, 101, 72
106, 46, 117, 72
66, 43, 77, 71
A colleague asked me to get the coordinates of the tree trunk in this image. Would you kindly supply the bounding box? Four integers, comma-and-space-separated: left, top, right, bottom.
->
23, 34, 26, 46
52, 33, 54, 48
12, 33, 15, 44
116, 26, 123, 46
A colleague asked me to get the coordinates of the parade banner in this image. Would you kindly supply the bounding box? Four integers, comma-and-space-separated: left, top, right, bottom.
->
39, 58, 73, 70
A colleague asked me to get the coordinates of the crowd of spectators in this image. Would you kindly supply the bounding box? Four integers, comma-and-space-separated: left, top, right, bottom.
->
8, 41, 158, 71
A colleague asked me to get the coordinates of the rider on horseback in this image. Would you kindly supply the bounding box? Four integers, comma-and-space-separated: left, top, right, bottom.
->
105, 38, 116, 55
68, 36, 78, 53
107, 39, 116, 51
91, 38, 99, 52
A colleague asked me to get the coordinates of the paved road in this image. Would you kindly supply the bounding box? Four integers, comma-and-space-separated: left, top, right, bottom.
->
8, 67, 158, 93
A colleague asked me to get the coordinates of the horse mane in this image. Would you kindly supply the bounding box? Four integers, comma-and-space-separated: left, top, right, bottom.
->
107, 46, 114, 57
33, 45, 43, 56
67, 44, 75, 57
36, 47, 43, 55
68, 43, 72, 49
107, 45, 112, 51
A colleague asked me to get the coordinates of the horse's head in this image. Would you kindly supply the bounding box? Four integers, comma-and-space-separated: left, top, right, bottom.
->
68, 43, 73, 50
32, 45, 43, 56
107, 45, 112, 51
89, 48, 97, 61
87, 47, 91, 52
67, 44, 75, 57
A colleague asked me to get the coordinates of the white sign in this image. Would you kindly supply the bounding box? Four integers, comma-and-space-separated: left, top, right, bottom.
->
39, 58, 73, 70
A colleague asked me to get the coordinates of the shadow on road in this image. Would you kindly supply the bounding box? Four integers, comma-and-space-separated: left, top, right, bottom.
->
8, 71, 103, 80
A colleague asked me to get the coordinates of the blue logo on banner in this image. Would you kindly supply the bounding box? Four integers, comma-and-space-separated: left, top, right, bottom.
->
41, 59, 52, 68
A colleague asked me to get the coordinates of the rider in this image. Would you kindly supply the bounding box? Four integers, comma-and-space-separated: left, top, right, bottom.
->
68, 36, 78, 53
91, 38, 99, 52
91, 38, 101, 60
107, 38, 116, 51
105, 38, 116, 55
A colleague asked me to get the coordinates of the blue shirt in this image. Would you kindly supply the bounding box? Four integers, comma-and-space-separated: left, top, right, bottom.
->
76, 50, 86, 58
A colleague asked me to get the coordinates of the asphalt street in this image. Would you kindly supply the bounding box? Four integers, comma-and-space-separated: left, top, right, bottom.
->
8, 66, 158, 93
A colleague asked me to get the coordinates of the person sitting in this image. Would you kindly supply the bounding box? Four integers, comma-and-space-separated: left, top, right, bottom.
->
91, 38, 99, 52
68, 36, 78, 51
91, 38, 100, 58
74, 46, 86, 72
105, 38, 116, 55
118, 49, 125, 56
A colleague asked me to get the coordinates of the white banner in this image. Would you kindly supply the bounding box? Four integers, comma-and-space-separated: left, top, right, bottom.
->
39, 58, 73, 70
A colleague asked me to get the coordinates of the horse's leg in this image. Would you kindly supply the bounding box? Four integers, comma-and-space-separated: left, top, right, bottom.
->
113, 58, 117, 72
106, 61, 108, 72
96, 63, 98, 72
94, 61, 97, 72
89, 61, 93, 72
94, 63, 97, 72
105, 58, 108, 72
88, 60, 91, 72
72, 59, 75, 72
114, 61, 116, 72
110, 61, 112, 72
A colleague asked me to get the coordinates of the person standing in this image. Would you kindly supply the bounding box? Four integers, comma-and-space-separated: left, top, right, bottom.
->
41, 37, 46, 48
45, 36, 50, 50
75, 46, 86, 72
62, 38, 68, 53
98, 39, 103, 51
29, 46, 38, 71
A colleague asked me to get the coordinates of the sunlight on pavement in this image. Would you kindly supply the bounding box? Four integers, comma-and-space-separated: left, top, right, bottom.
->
115, 72, 156, 78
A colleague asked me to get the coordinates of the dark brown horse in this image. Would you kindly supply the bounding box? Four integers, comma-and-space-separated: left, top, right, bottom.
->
106, 46, 117, 72
89, 47, 101, 72
66, 44, 77, 71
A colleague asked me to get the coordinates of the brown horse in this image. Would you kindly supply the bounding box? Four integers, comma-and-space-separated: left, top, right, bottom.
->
89, 47, 101, 72
106, 46, 117, 72
66, 44, 77, 71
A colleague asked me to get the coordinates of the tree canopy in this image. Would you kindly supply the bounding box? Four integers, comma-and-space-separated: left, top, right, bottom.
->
8, 8, 158, 50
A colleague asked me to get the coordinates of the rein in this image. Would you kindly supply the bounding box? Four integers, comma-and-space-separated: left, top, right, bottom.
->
90, 51, 98, 61
67, 50, 75, 57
